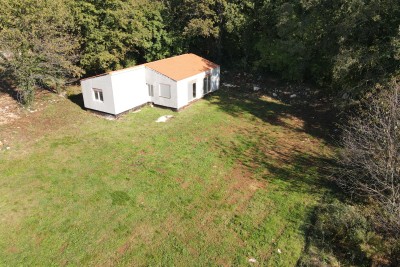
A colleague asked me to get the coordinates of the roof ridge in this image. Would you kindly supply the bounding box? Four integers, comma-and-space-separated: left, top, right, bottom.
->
81, 53, 219, 82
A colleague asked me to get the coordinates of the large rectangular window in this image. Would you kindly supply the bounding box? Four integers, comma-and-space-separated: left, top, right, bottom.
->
147, 83, 154, 97
159, 84, 171, 99
203, 75, 212, 94
93, 88, 104, 102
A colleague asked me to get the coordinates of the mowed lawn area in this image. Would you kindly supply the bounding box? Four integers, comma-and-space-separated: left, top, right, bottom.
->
0, 86, 333, 266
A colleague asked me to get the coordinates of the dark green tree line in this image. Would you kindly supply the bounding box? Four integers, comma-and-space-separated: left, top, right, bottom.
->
1, 0, 399, 106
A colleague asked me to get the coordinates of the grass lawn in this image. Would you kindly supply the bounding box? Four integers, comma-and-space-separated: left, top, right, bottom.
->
0, 85, 333, 266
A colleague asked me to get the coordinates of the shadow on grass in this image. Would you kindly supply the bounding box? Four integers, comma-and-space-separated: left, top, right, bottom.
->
208, 81, 342, 194
212, 86, 336, 143
68, 93, 85, 110
214, 123, 336, 196
208, 84, 343, 264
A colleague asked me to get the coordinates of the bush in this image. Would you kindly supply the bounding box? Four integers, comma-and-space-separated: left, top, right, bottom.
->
299, 200, 400, 266
336, 82, 400, 234
312, 201, 369, 265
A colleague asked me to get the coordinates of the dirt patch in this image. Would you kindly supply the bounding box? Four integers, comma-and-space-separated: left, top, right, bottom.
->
6, 246, 20, 254
224, 163, 266, 213
59, 242, 69, 254
0, 90, 53, 126
0, 92, 23, 125
0, 90, 77, 156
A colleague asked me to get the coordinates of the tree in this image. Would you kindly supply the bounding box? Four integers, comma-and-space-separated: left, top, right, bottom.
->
336, 82, 400, 233
0, 0, 82, 106
162, 0, 248, 62
72, 0, 172, 75
253, 0, 400, 102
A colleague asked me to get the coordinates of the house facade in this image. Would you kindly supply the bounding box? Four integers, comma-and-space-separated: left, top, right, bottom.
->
80, 54, 220, 115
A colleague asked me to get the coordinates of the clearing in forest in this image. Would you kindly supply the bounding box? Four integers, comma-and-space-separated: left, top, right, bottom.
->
0, 81, 333, 266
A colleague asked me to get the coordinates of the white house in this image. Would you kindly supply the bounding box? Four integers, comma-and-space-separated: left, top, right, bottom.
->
80, 54, 220, 115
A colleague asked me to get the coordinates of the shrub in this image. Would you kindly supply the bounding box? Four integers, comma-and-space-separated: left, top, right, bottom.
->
300, 200, 400, 266
313, 201, 369, 264
336, 82, 400, 234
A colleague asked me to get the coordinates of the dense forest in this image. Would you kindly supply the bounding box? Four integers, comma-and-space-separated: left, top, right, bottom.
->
1, 0, 400, 265
1, 0, 399, 106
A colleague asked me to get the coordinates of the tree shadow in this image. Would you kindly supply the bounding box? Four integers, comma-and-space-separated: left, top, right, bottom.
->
0, 70, 19, 102
213, 123, 337, 197
212, 72, 338, 144
68, 93, 85, 110
207, 78, 344, 263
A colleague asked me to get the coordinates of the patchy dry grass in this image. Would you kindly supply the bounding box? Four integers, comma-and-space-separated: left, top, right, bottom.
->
0, 84, 333, 266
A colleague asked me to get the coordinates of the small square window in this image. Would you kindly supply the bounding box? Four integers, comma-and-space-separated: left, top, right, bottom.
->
93, 89, 104, 102
159, 84, 171, 99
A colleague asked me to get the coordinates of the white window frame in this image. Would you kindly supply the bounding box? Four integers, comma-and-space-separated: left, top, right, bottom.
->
147, 83, 154, 97
159, 84, 171, 99
93, 88, 104, 102
203, 75, 211, 94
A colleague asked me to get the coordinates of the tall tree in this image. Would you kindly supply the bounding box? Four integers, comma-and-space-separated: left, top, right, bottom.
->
72, 0, 172, 75
0, 0, 81, 105
162, 0, 248, 62
253, 0, 400, 102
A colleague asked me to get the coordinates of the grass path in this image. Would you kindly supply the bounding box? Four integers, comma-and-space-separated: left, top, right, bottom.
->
0, 87, 333, 266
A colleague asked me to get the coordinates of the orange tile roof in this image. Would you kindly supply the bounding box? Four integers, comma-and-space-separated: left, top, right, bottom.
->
145, 53, 219, 81
81, 53, 218, 82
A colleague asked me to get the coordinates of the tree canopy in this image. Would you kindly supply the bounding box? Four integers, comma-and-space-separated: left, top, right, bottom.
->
0, 0, 81, 105
0, 0, 399, 106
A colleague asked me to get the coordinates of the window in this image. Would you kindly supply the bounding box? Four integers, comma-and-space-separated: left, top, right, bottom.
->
192, 82, 197, 98
203, 75, 212, 94
159, 84, 171, 99
203, 76, 208, 94
93, 89, 104, 102
147, 83, 154, 97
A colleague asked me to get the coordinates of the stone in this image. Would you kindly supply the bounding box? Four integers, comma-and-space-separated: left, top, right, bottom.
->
248, 258, 257, 263
156, 115, 174, 123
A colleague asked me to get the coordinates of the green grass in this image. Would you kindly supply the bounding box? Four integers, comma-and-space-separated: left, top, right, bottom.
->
0, 88, 333, 266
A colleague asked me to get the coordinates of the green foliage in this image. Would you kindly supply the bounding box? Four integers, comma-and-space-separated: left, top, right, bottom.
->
162, 0, 250, 61
252, 0, 400, 101
72, 0, 172, 75
1, 0, 399, 106
300, 200, 400, 266
0, 87, 333, 266
314, 201, 369, 258
0, 0, 82, 105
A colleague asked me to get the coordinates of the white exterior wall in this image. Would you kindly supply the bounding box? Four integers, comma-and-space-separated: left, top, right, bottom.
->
145, 68, 178, 109
81, 65, 220, 114
110, 66, 148, 114
176, 66, 220, 109
81, 74, 116, 114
